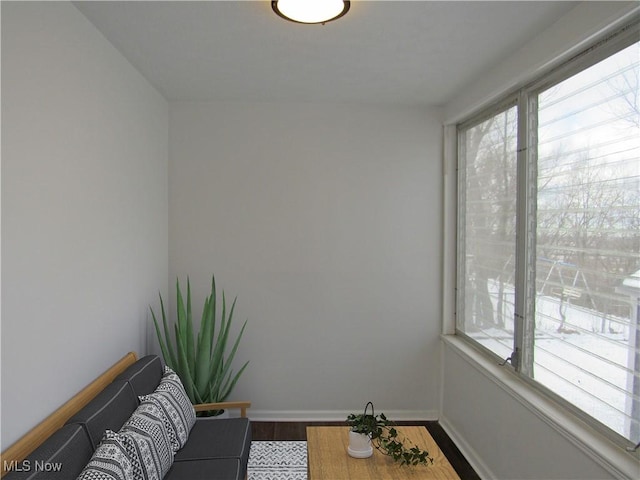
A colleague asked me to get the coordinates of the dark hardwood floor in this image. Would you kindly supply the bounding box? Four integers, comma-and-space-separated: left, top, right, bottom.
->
251, 421, 480, 480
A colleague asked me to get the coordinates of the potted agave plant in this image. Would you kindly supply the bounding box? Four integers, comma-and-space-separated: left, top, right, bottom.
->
151, 275, 248, 416
346, 402, 434, 466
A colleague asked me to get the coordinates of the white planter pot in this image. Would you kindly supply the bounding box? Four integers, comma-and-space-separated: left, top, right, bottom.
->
347, 431, 373, 458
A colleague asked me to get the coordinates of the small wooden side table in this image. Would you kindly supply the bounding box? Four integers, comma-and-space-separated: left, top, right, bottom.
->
306, 426, 460, 480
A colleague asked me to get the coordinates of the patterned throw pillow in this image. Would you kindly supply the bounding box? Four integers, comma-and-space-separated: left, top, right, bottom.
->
76, 431, 134, 480
139, 390, 192, 452
117, 403, 174, 480
155, 367, 196, 432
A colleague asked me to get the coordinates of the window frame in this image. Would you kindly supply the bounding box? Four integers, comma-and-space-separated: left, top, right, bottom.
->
454, 19, 640, 450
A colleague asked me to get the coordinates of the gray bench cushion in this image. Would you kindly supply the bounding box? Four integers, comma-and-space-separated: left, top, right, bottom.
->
114, 354, 163, 398
66, 381, 138, 449
174, 417, 251, 479
166, 458, 243, 480
3, 424, 93, 480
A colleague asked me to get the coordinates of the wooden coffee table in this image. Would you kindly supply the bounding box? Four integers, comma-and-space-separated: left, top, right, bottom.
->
306, 426, 460, 479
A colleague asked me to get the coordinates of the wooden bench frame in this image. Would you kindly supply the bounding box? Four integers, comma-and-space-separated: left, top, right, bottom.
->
0, 352, 251, 477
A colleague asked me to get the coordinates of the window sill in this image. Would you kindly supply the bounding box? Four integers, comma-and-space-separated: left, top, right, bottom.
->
441, 334, 640, 480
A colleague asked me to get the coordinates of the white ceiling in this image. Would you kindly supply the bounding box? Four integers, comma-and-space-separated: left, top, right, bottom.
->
74, 0, 580, 106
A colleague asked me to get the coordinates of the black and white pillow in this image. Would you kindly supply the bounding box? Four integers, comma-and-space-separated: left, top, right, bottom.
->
117, 403, 174, 480
139, 390, 193, 452
155, 367, 196, 431
76, 431, 134, 480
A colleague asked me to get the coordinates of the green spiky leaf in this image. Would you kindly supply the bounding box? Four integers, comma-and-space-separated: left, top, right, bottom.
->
149, 275, 249, 412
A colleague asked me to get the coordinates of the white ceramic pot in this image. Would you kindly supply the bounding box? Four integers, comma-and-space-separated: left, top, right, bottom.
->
347, 431, 373, 458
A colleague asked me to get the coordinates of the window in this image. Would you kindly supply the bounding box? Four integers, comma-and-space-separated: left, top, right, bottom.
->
458, 103, 518, 362
457, 25, 639, 447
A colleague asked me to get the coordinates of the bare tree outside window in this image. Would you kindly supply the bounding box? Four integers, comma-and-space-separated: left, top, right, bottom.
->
460, 105, 518, 360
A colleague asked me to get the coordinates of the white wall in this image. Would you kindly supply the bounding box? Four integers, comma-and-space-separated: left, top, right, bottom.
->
168, 101, 442, 419
1, 2, 168, 449
441, 2, 640, 479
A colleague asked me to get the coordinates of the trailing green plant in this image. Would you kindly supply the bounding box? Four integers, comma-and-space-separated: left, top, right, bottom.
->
151, 275, 248, 415
346, 402, 434, 466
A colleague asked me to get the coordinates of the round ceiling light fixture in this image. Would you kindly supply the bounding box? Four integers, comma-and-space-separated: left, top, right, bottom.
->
272, 0, 350, 25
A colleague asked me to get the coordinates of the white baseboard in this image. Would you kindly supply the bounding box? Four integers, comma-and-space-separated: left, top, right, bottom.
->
439, 415, 493, 480
248, 409, 439, 423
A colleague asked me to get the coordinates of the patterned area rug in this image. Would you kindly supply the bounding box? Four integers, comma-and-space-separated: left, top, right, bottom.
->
247, 441, 308, 480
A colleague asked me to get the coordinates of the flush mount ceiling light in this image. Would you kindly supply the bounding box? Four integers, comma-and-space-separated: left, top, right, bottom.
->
272, 0, 350, 25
